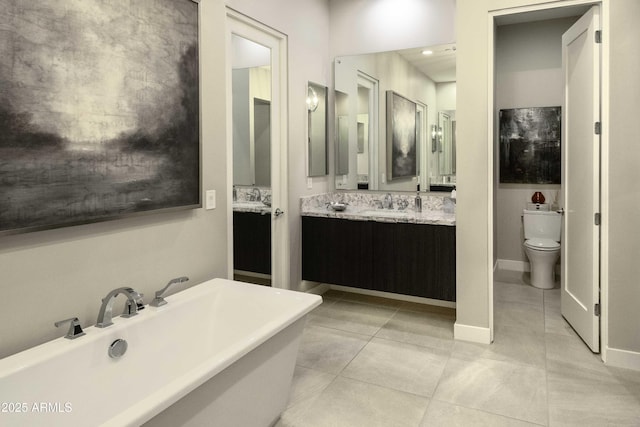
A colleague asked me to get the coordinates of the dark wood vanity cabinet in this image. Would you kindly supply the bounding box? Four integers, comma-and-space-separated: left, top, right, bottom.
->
233, 211, 271, 274
302, 216, 456, 301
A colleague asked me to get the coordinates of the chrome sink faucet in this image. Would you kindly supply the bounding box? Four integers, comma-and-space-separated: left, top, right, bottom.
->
382, 193, 394, 209
249, 187, 261, 202
150, 276, 189, 307
96, 287, 145, 328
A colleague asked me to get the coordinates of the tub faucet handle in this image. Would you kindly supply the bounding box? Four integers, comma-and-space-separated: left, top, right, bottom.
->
150, 276, 189, 307
55, 317, 86, 340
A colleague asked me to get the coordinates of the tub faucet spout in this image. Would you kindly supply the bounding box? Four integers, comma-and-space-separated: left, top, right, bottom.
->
150, 276, 189, 307
96, 287, 145, 328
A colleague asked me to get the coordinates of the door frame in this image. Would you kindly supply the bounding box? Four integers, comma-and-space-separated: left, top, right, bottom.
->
226, 8, 290, 289
487, 0, 610, 360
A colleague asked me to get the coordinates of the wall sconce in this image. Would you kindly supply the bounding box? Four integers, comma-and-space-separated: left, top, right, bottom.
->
431, 125, 438, 152
306, 86, 319, 112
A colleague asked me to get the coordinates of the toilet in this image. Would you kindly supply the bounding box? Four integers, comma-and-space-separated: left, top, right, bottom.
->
523, 207, 562, 289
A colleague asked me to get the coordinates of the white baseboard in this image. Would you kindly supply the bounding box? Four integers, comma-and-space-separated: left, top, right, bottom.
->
496, 259, 530, 272
605, 347, 640, 371
454, 322, 492, 344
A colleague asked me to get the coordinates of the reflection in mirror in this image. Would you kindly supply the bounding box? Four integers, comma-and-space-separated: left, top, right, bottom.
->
232, 34, 271, 188
334, 44, 456, 192
307, 82, 328, 177
335, 90, 349, 176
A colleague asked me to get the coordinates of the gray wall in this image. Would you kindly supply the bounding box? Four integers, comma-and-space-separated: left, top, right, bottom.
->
458, 0, 640, 359
0, 1, 229, 359
495, 18, 576, 265
608, 0, 640, 356
0, 0, 333, 358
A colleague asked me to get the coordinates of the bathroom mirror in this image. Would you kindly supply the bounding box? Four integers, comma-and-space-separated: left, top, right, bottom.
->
232, 34, 271, 187
307, 82, 328, 177
334, 43, 456, 192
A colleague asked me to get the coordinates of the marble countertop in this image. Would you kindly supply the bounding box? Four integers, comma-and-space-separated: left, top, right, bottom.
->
232, 201, 271, 214
301, 205, 455, 226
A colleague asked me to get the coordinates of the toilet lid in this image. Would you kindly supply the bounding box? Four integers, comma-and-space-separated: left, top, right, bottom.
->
525, 238, 560, 250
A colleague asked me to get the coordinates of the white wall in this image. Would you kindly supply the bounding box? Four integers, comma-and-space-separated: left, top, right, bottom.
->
495, 18, 576, 264
436, 82, 457, 111
329, 0, 456, 56
0, 0, 229, 358
226, 0, 331, 291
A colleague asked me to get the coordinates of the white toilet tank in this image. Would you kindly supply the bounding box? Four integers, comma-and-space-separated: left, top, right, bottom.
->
523, 209, 562, 241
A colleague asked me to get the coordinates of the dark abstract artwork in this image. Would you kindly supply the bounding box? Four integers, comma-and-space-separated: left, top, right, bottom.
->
386, 91, 417, 181
0, 0, 200, 235
499, 107, 561, 184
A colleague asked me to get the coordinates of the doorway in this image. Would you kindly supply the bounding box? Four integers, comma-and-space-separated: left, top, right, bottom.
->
489, 2, 608, 358
226, 9, 290, 289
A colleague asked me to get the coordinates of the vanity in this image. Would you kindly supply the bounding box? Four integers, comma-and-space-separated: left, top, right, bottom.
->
301, 193, 456, 302
233, 187, 271, 276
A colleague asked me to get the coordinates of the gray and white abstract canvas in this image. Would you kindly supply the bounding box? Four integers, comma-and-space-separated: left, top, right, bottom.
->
0, 0, 200, 235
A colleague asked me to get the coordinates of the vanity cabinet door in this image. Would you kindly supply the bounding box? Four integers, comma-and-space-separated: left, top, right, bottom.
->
233, 211, 271, 274
302, 217, 373, 287
372, 222, 456, 301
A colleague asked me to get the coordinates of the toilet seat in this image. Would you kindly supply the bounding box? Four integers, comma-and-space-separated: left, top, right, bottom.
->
524, 238, 560, 251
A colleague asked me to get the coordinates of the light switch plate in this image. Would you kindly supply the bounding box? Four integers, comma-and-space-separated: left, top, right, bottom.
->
205, 190, 216, 210
307, 177, 313, 189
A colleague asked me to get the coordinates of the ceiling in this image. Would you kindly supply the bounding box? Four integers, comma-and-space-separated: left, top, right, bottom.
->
397, 42, 456, 83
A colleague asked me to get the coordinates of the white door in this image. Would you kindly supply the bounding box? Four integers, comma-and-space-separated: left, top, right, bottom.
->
561, 6, 601, 352
227, 10, 290, 289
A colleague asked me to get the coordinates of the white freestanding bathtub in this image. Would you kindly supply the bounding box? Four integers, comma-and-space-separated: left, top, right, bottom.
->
0, 278, 321, 427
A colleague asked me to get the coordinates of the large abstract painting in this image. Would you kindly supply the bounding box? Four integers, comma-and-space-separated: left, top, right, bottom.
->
0, 0, 200, 235
499, 107, 561, 184
386, 91, 417, 181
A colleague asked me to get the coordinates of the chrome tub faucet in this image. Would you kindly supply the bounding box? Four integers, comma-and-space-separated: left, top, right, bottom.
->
96, 287, 145, 328
150, 276, 189, 307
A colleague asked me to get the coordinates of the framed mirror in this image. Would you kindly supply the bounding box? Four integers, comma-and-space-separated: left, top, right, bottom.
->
307, 82, 328, 176
334, 43, 456, 192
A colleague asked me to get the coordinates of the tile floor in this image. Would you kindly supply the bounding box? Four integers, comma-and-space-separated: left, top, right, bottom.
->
275, 270, 640, 426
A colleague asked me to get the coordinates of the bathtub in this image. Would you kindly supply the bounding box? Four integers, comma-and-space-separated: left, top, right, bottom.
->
0, 278, 321, 427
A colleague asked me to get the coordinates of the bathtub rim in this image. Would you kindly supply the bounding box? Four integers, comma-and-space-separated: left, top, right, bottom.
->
0, 278, 321, 427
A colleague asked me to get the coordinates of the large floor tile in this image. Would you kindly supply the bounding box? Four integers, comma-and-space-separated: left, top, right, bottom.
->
494, 300, 545, 333
494, 280, 543, 308
341, 337, 450, 397
544, 309, 578, 337
375, 309, 455, 351
296, 325, 369, 374
307, 299, 397, 336
277, 376, 429, 427
421, 399, 543, 427
285, 366, 336, 409
453, 324, 546, 368
545, 332, 606, 373
433, 356, 548, 425
543, 288, 561, 312
547, 359, 640, 426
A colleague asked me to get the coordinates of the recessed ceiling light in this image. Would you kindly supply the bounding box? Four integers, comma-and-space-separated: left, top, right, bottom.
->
421, 50, 433, 55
